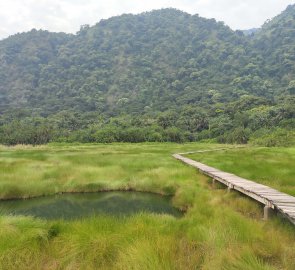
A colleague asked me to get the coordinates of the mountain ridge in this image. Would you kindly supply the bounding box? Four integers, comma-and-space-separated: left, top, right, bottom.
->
0, 7, 294, 145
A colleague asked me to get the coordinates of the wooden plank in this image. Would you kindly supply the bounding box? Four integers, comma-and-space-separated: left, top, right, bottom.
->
264, 196, 295, 199
270, 198, 295, 201
278, 205, 295, 208
276, 203, 295, 206
255, 192, 288, 195
277, 207, 295, 211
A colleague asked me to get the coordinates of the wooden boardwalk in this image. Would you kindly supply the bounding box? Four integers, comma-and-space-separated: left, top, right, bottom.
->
173, 151, 295, 225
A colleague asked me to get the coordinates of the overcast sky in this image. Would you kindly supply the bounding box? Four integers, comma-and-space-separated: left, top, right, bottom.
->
0, 0, 294, 40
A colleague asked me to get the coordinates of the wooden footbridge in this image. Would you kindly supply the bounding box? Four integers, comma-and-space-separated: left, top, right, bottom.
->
173, 149, 295, 225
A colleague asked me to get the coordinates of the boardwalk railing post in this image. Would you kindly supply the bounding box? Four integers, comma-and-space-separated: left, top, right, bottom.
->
263, 203, 272, 221
212, 178, 216, 188
227, 184, 233, 193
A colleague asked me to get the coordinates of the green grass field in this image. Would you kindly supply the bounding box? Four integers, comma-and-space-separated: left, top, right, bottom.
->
0, 143, 294, 270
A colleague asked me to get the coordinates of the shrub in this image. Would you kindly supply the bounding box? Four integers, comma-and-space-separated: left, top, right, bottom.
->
250, 128, 295, 147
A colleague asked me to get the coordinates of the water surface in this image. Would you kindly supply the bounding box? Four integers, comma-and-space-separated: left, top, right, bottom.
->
0, 192, 182, 220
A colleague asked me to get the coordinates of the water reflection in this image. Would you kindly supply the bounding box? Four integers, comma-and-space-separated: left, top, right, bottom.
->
0, 192, 183, 220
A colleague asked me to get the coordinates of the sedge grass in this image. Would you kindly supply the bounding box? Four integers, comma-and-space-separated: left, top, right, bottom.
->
0, 143, 294, 269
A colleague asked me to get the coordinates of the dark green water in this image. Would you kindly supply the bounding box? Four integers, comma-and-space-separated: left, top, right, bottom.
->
0, 192, 183, 220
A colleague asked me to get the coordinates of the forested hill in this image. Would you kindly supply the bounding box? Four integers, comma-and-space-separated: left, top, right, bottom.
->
0, 7, 294, 145
253, 4, 295, 84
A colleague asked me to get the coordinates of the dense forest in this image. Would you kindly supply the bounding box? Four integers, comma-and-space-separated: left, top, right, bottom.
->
0, 6, 294, 145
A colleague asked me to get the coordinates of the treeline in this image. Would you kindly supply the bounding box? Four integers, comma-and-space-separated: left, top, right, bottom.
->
1, 95, 294, 146
1, 119, 293, 146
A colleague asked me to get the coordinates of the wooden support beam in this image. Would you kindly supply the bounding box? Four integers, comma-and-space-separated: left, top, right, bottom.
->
263, 205, 272, 220
212, 178, 216, 188
227, 184, 233, 193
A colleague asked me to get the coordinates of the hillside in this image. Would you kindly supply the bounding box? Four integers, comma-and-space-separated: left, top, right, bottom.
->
253, 4, 295, 85
0, 8, 294, 145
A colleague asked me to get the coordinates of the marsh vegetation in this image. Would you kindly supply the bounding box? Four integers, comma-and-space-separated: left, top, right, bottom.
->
0, 143, 294, 269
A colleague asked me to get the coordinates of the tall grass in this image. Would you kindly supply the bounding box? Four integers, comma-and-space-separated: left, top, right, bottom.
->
0, 143, 294, 269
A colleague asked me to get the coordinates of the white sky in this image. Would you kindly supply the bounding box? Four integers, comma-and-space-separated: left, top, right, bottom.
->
0, 0, 294, 40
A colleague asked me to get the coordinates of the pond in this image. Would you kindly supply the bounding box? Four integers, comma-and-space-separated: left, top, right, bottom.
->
0, 191, 183, 220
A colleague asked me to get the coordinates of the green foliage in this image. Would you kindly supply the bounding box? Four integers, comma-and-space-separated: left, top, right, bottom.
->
218, 127, 251, 144
0, 7, 294, 145
0, 119, 53, 145
250, 128, 295, 147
